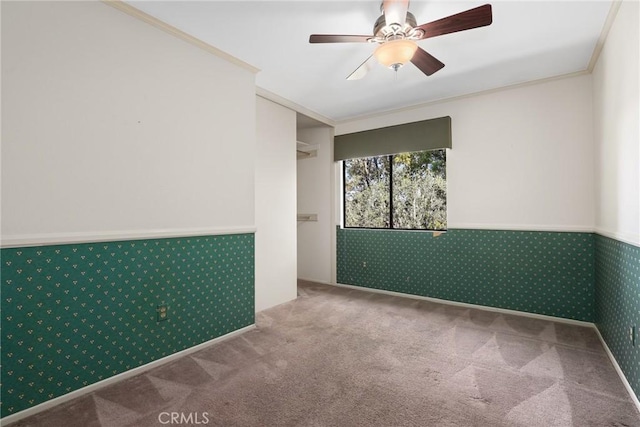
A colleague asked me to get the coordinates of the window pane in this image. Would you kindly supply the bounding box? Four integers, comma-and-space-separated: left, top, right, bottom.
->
344, 156, 390, 228
392, 150, 447, 230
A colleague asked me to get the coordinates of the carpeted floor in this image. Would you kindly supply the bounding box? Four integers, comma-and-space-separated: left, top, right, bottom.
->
10, 280, 640, 426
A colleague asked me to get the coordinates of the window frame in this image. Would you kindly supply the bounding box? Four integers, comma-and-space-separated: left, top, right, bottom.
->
342, 151, 447, 232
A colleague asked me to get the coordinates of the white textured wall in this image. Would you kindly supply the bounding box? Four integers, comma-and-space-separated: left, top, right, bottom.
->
297, 126, 333, 284
255, 97, 297, 312
1, 1, 256, 243
336, 74, 595, 232
592, 1, 640, 246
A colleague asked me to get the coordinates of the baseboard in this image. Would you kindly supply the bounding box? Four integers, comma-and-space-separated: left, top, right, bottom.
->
593, 326, 640, 413
298, 277, 332, 285
0, 324, 255, 426
331, 282, 593, 327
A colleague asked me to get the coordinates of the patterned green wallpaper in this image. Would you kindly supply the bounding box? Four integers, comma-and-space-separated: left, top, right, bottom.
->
1, 234, 255, 417
595, 234, 640, 399
337, 228, 594, 321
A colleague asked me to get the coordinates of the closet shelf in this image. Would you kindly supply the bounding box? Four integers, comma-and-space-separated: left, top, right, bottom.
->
297, 149, 317, 160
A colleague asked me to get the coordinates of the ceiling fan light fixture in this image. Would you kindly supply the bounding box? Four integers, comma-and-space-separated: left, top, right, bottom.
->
374, 39, 418, 69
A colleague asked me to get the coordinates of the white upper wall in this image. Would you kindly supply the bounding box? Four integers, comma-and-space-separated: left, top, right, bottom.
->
1, 1, 256, 244
592, 1, 640, 246
336, 74, 595, 232
255, 97, 297, 312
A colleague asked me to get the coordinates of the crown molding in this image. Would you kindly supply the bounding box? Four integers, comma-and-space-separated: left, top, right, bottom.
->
104, 0, 620, 127
587, 0, 622, 72
256, 87, 335, 128
335, 70, 590, 128
102, 0, 259, 74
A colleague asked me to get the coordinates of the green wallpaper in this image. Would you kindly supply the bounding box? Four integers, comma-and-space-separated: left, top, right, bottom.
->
337, 228, 594, 321
1, 234, 255, 417
595, 234, 640, 399
3, 229, 636, 416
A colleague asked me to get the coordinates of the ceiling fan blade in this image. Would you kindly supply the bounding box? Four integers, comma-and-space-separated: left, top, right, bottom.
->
309, 34, 373, 43
383, 0, 409, 26
416, 4, 492, 40
410, 47, 445, 76
347, 55, 377, 80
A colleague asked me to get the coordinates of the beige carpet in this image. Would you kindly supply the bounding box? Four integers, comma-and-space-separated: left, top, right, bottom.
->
10, 280, 640, 426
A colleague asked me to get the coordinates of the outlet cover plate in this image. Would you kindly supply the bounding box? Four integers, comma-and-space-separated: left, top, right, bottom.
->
157, 304, 168, 322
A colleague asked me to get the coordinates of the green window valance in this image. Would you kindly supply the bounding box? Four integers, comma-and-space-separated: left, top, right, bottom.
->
334, 116, 452, 161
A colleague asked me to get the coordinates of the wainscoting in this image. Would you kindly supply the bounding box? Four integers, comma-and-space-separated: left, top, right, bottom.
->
595, 235, 640, 400
1, 233, 255, 417
337, 228, 594, 321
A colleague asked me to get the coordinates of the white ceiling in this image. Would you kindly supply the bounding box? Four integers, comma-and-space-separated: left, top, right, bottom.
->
128, 1, 612, 122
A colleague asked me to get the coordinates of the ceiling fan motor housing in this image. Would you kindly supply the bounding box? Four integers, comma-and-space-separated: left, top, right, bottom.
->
373, 12, 418, 40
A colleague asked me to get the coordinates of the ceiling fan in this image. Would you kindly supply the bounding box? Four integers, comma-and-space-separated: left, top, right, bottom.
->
309, 1, 493, 80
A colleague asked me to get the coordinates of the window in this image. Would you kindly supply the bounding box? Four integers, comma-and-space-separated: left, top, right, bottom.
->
344, 149, 446, 231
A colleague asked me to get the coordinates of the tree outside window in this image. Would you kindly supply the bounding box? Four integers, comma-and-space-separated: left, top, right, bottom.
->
344, 149, 446, 230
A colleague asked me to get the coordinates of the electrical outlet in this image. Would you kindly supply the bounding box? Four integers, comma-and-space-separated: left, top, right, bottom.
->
157, 304, 168, 322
